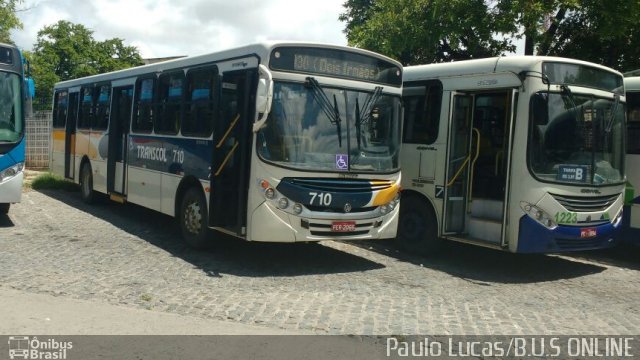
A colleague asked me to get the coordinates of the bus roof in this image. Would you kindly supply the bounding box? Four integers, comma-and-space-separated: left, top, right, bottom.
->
625, 76, 640, 92
54, 41, 402, 89
403, 56, 622, 82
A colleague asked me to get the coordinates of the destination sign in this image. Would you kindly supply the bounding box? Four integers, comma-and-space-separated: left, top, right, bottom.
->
270, 47, 401, 86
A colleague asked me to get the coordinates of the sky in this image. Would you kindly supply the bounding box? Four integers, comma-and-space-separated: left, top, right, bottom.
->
10, 0, 349, 59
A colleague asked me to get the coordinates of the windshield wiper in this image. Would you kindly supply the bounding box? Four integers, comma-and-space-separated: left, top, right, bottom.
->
560, 85, 580, 120
305, 77, 343, 147
605, 94, 620, 133
355, 87, 383, 149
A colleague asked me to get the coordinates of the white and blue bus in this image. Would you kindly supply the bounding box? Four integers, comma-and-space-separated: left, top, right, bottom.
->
50, 42, 403, 247
622, 76, 640, 244
0, 43, 33, 214
399, 56, 626, 254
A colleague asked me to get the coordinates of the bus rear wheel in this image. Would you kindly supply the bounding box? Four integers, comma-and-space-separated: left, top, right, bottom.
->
80, 163, 95, 204
397, 196, 442, 256
0, 203, 9, 214
179, 187, 210, 249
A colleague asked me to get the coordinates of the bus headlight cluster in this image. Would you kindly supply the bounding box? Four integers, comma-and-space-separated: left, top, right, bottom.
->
259, 178, 304, 216
0, 162, 24, 183
520, 201, 557, 229
380, 192, 401, 215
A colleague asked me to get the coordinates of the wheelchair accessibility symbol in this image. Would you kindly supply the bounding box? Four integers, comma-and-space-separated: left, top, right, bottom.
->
336, 154, 349, 171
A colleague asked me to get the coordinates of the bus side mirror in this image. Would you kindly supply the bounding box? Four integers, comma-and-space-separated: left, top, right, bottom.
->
253, 64, 273, 132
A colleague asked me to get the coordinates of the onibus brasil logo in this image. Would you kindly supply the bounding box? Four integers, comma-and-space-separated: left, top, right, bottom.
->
8, 336, 73, 359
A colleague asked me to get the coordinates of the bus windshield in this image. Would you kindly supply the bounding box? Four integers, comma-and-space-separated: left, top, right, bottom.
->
258, 81, 401, 173
0, 71, 22, 143
529, 91, 625, 185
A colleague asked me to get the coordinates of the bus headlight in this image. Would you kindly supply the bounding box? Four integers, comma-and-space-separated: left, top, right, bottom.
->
264, 187, 276, 199
293, 203, 303, 214
278, 198, 289, 209
0, 162, 24, 183
520, 201, 557, 229
380, 205, 389, 214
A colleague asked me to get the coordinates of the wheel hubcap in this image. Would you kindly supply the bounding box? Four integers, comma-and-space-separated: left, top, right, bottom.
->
184, 201, 202, 234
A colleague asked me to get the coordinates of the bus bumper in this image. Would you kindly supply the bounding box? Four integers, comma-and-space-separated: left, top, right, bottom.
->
0, 171, 23, 204
249, 201, 399, 242
516, 215, 620, 253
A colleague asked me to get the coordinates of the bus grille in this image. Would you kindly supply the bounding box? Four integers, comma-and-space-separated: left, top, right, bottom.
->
550, 193, 619, 212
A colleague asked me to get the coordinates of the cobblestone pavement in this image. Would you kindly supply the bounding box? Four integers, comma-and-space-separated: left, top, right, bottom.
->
1, 189, 639, 335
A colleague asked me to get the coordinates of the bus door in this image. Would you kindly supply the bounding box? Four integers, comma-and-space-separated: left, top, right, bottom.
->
209, 69, 255, 236
64, 92, 79, 180
443, 93, 474, 235
444, 90, 516, 245
107, 86, 133, 196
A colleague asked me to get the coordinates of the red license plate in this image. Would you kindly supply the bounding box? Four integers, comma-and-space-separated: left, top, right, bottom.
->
580, 228, 597, 238
331, 221, 356, 232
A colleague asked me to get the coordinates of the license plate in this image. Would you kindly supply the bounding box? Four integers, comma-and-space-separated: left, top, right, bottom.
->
580, 228, 597, 238
331, 221, 356, 232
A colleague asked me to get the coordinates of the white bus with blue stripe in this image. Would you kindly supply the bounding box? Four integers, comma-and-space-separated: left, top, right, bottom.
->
50, 42, 402, 247
399, 56, 625, 254
0, 43, 33, 214
622, 76, 640, 245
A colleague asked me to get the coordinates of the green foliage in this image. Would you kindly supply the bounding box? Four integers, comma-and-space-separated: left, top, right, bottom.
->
30, 20, 143, 109
30, 173, 78, 191
341, 0, 640, 71
0, 0, 23, 44
341, 0, 513, 65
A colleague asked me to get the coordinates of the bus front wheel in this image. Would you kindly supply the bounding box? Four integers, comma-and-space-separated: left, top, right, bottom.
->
0, 203, 9, 214
80, 163, 95, 204
179, 187, 210, 249
397, 196, 442, 256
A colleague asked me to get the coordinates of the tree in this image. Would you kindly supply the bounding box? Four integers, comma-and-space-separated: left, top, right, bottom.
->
30, 20, 143, 108
0, 0, 23, 44
340, 0, 514, 65
340, 0, 640, 71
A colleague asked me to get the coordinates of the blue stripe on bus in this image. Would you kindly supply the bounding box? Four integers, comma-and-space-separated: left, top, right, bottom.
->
128, 135, 212, 180
0, 137, 25, 169
275, 177, 385, 210
516, 215, 619, 253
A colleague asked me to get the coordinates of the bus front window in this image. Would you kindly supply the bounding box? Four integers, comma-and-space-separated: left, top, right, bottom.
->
258, 81, 401, 173
0, 71, 23, 144
528, 91, 625, 185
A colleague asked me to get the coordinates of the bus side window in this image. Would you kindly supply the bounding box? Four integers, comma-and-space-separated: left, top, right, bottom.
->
402, 81, 442, 144
52, 90, 68, 128
93, 84, 110, 130
184, 67, 215, 137
78, 86, 94, 129
133, 77, 155, 133
156, 72, 183, 135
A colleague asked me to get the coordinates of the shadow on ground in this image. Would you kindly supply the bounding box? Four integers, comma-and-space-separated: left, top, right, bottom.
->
351, 238, 608, 284
0, 213, 14, 228
566, 243, 640, 271
36, 189, 385, 277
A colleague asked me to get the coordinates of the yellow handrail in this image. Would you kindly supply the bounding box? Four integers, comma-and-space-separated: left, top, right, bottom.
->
216, 114, 240, 149
446, 128, 481, 188
214, 142, 239, 176
446, 156, 470, 187
467, 128, 481, 211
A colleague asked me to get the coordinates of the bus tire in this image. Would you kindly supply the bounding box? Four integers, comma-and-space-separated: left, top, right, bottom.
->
179, 187, 209, 249
397, 196, 442, 256
0, 203, 9, 214
80, 163, 95, 204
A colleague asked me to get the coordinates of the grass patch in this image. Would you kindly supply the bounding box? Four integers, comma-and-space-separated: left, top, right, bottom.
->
30, 173, 79, 191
